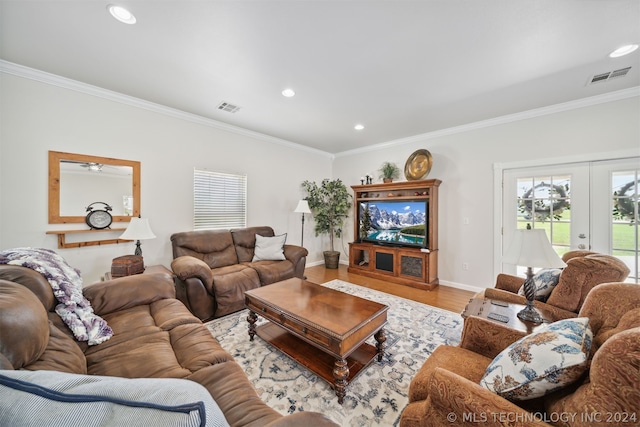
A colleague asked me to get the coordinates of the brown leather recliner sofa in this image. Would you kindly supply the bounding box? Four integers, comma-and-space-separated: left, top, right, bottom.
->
0, 264, 337, 427
171, 226, 308, 320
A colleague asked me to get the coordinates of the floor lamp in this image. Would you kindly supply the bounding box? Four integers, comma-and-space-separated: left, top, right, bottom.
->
502, 226, 566, 323
294, 200, 311, 247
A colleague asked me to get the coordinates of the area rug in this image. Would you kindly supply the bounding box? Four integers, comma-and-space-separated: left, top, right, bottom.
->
205, 280, 463, 426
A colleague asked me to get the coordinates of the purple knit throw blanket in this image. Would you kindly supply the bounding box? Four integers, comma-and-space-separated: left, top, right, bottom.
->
0, 248, 113, 345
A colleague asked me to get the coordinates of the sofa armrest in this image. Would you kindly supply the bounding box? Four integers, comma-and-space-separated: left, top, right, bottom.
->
83, 273, 176, 316
459, 315, 527, 359
495, 273, 525, 293
427, 368, 551, 427
283, 244, 308, 278
264, 412, 340, 427
171, 256, 214, 289
283, 245, 308, 266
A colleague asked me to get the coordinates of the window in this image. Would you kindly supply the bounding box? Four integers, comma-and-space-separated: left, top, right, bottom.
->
515, 173, 572, 256
193, 169, 246, 230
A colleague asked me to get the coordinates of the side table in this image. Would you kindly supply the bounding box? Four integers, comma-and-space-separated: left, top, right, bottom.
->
104, 264, 175, 281
461, 297, 555, 335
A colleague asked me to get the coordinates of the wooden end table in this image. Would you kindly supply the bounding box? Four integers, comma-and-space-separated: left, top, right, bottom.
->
461, 297, 555, 334
245, 278, 388, 404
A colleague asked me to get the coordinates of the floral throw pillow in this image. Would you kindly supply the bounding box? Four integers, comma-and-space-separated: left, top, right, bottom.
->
517, 268, 562, 302
479, 317, 592, 401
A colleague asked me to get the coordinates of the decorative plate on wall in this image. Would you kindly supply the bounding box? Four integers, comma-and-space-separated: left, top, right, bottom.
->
404, 149, 433, 180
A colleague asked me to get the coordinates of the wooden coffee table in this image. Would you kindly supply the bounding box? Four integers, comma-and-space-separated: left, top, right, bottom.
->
245, 277, 389, 403
461, 297, 555, 334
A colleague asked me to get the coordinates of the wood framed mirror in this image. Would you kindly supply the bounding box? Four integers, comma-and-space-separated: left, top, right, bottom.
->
49, 151, 140, 224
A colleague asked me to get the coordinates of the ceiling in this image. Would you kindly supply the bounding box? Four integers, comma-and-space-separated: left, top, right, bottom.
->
1, 0, 639, 154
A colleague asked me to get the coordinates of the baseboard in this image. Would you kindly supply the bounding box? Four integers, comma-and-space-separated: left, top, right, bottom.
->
438, 280, 484, 293
306, 260, 485, 294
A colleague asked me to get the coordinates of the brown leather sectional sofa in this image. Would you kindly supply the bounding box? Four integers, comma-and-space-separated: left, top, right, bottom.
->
171, 226, 308, 320
0, 265, 337, 427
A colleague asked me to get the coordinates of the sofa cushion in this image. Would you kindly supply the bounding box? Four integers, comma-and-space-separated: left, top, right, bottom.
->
252, 233, 287, 261
480, 317, 592, 400
171, 230, 239, 269
0, 281, 50, 369
231, 226, 275, 262
248, 260, 295, 286
25, 323, 87, 374
517, 268, 562, 302
0, 370, 230, 427
84, 300, 203, 378
211, 265, 261, 317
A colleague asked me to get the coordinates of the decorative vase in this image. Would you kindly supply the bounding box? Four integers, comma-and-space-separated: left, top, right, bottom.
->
324, 251, 340, 269
383, 178, 392, 183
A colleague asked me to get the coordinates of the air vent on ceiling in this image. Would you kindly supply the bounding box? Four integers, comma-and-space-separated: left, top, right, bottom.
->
587, 66, 632, 85
217, 102, 241, 113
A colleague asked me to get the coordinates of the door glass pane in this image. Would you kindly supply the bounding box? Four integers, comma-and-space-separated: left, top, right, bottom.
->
517, 174, 571, 257
612, 171, 639, 283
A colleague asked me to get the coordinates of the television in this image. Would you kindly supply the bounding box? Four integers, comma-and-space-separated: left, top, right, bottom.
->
358, 200, 428, 248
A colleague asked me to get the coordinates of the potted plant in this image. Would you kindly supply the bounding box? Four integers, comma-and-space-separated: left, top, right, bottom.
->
301, 179, 352, 269
379, 161, 400, 183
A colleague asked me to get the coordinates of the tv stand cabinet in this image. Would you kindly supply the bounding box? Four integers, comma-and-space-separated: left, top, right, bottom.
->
348, 179, 441, 290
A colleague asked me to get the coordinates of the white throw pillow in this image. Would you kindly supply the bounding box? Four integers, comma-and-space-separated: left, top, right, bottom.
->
252, 233, 287, 261
517, 268, 562, 302
479, 317, 592, 401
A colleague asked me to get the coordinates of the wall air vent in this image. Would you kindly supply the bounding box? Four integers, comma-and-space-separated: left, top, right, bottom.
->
587, 67, 632, 85
217, 102, 241, 113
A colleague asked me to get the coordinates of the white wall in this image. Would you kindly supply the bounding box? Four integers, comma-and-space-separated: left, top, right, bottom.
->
0, 72, 332, 283
1, 68, 638, 290
333, 95, 640, 291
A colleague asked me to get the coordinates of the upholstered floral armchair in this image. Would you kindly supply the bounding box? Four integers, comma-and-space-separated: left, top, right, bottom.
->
480, 250, 630, 320
400, 282, 640, 427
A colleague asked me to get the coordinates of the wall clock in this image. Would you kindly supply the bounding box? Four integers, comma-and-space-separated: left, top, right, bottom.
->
85, 202, 113, 230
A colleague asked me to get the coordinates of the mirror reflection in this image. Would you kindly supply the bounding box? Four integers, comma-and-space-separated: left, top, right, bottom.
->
49, 151, 140, 224
60, 161, 134, 216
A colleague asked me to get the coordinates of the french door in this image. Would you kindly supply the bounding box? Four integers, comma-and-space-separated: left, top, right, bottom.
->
502, 158, 639, 283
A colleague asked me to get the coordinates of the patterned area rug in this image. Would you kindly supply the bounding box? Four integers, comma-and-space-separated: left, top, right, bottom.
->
205, 280, 463, 426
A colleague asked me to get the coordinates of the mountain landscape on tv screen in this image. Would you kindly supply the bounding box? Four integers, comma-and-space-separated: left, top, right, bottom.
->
367, 202, 426, 229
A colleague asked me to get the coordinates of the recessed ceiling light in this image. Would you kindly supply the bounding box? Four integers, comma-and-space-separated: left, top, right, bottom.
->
609, 44, 638, 58
281, 88, 296, 97
108, 5, 137, 24
354, 124, 365, 131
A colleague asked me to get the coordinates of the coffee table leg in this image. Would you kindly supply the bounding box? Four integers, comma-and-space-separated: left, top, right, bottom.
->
333, 358, 349, 404
374, 328, 386, 362
247, 311, 257, 341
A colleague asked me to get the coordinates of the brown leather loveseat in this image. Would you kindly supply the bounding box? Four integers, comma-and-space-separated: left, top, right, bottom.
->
171, 226, 307, 320
0, 264, 336, 427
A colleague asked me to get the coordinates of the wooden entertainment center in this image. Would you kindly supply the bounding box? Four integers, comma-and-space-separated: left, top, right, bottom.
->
348, 179, 441, 290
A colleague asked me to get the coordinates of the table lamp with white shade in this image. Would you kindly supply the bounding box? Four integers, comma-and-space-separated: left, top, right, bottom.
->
502, 225, 566, 323
119, 217, 156, 256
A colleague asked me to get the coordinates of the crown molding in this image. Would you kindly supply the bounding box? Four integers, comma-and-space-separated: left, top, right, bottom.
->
335, 86, 640, 158
0, 60, 334, 159
2, 59, 636, 161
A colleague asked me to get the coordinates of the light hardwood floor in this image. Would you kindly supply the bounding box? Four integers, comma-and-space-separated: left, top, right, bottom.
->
304, 264, 475, 314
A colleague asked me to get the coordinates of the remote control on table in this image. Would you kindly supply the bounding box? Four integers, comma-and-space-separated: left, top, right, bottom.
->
490, 300, 509, 307
487, 312, 510, 323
